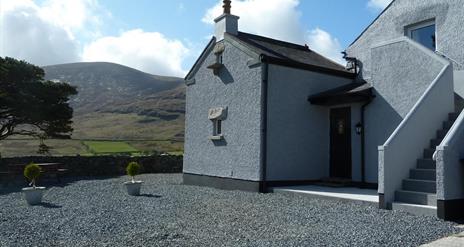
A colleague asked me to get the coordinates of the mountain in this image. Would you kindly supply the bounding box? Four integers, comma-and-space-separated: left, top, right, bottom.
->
42, 62, 186, 141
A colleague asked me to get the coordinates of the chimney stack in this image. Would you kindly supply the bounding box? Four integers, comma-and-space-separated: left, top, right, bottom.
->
214, 0, 239, 41
223, 0, 231, 14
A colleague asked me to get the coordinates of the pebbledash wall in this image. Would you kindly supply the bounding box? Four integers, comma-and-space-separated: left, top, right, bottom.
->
347, 0, 464, 79
183, 39, 263, 184
346, 0, 464, 184
266, 64, 354, 182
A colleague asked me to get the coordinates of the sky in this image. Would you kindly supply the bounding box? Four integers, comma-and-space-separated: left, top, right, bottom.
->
0, 0, 393, 77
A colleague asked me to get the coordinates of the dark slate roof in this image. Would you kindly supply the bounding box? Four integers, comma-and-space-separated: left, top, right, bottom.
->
308, 82, 374, 106
231, 32, 349, 73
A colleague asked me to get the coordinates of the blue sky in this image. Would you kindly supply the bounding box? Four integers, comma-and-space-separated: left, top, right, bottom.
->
0, 0, 392, 77
97, 0, 380, 47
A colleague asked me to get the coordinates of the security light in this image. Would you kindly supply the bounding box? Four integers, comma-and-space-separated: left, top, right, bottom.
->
355, 122, 363, 135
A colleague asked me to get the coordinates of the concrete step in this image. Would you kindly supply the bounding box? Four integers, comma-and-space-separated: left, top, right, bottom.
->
430, 138, 442, 148
423, 148, 435, 159
395, 190, 436, 206
449, 112, 459, 122
410, 168, 436, 181
417, 159, 436, 169
436, 129, 449, 140
403, 179, 436, 193
443, 120, 454, 130
392, 202, 437, 217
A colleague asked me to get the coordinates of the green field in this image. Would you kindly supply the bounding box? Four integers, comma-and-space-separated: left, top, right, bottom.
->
0, 139, 183, 157
83, 141, 139, 154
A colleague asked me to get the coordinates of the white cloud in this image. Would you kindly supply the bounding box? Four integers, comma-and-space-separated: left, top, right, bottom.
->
203, 0, 304, 44
0, 0, 189, 76
367, 0, 393, 10
82, 29, 190, 76
203, 0, 344, 65
306, 28, 344, 65
39, 0, 105, 38
0, 0, 80, 65
0, 0, 105, 66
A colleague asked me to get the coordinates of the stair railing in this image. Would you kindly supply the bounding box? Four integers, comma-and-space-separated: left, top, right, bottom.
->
435, 50, 464, 70
433, 108, 464, 218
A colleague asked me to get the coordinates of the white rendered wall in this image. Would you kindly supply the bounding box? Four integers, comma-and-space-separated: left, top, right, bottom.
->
265, 64, 353, 181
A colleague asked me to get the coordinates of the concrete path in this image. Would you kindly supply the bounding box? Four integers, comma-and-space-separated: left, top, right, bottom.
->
271, 185, 379, 204
422, 229, 464, 247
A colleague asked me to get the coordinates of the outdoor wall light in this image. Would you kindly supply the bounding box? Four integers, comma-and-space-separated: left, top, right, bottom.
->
355, 122, 363, 135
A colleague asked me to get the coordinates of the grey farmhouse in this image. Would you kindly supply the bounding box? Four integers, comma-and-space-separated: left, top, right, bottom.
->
183, 0, 464, 220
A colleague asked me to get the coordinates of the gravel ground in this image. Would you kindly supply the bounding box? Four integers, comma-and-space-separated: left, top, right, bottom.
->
0, 174, 460, 247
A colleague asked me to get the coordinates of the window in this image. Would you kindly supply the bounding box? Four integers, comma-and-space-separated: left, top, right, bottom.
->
213, 119, 222, 136
208, 107, 226, 141
406, 21, 436, 51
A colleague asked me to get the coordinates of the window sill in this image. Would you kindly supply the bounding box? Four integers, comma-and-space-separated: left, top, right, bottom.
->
207, 62, 223, 76
207, 62, 223, 70
208, 135, 224, 141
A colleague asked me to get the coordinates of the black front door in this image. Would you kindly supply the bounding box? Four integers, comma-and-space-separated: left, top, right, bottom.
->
329, 107, 352, 179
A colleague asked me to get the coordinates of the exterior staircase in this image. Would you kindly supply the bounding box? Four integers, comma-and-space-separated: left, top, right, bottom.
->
391, 112, 459, 216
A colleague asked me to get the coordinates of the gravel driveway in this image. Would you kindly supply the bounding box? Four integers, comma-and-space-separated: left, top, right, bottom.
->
0, 174, 460, 246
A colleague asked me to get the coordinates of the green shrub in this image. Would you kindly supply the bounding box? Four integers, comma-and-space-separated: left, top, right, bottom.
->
24, 163, 41, 188
126, 162, 141, 182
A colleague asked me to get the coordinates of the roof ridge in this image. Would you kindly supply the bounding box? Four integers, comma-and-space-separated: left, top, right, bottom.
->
237, 31, 345, 69
303, 47, 345, 69
237, 32, 309, 51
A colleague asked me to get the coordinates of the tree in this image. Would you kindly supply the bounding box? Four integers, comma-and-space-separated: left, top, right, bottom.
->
0, 57, 78, 148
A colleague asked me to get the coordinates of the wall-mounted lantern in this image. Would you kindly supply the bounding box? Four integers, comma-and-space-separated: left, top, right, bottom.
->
355, 122, 363, 135
341, 51, 358, 75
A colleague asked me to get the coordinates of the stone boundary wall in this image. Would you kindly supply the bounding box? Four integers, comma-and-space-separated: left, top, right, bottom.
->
0, 155, 183, 177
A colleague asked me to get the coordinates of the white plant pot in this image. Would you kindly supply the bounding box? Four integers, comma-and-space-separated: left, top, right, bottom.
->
124, 181, 143, 196
22, 187, 46, 205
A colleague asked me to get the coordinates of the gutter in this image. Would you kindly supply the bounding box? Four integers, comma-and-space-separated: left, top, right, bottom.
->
260, 54, 269, 193
262, 55, 356, 79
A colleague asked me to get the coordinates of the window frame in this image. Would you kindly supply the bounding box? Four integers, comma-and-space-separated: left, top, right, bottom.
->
405, 20, 437, 51
213, 119, 222, 137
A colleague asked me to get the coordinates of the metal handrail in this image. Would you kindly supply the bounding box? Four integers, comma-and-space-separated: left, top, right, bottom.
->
435, 50, 464, 69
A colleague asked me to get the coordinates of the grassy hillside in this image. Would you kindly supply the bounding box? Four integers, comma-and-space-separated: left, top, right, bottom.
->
72, 112, 184, 141
0, 62, 186, 157
43, 62, 184, 114
44, 62, 186, 142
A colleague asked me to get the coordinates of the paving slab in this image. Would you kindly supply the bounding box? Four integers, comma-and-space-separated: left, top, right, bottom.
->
271, 185, 379, 204
421, 230, 464, 247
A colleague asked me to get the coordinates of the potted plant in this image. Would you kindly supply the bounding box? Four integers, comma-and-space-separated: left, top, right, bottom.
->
22, 163, 45, 205
123, 162, 143, 196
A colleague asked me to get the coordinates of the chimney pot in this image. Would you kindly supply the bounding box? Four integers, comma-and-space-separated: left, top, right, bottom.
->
223, 0, 231, 14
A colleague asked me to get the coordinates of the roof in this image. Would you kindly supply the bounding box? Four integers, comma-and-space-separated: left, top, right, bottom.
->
232, 32, 349, 73
185, 31, 356, 80
308, 82, 374, 106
